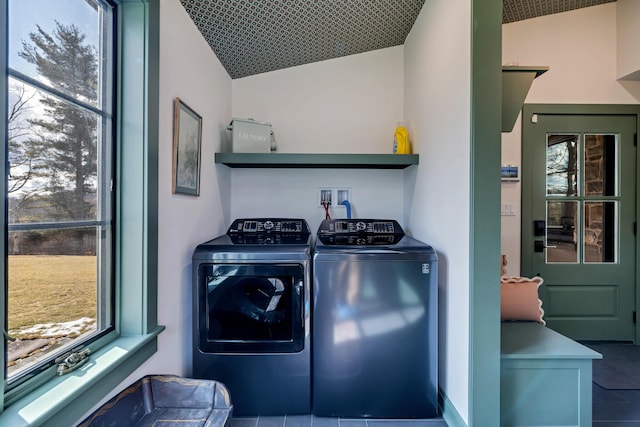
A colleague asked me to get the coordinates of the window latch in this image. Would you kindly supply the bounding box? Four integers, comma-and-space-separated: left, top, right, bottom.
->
55, 347, 91, 376
3, 330, 16, 342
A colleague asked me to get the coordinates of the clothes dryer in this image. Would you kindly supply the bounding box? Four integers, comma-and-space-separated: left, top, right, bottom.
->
312, 219, 438, 418
192, 218, 311, 416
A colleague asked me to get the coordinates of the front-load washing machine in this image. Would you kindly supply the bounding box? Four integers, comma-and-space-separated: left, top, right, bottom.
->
312, 219, 438, 418
192, 218, 312, 416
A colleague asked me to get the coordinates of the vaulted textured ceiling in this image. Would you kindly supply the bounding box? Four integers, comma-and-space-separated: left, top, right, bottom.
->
179, 0, 426, 79
179, 0, 617, 79
502, 0, 616, 23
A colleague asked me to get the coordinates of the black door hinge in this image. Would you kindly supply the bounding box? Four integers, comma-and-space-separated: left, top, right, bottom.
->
634, 311, 637, 324
635, 133, 638, 147
634, 222, 637, 236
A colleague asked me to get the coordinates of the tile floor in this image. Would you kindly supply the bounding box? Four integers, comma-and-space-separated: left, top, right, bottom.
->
230, 416, 447, 427
230, 383, 640, 427
593, 383, 640, 426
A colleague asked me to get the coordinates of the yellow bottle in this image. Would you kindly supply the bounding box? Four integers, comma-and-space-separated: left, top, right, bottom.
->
393, 124, 411, 154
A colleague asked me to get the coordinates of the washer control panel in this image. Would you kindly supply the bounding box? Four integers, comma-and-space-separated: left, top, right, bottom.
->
316, 219, 405, 246
318, 219, 403, 235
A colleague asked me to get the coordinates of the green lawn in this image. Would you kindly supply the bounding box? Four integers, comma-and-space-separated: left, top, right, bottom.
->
7, 255, 97, 333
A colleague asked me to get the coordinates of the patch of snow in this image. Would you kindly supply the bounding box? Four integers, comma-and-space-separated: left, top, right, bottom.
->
12, 317, 96, 338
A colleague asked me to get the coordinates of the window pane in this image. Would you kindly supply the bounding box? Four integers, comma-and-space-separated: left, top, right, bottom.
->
584, 202, 616, 263
546, 200, 578, 263
8, 78, 99, 224
584, 134, 617, 197
6, 0, 113, 384
8, 0, 102, 108
547, 134, 579, 196
7, 228, 99, 376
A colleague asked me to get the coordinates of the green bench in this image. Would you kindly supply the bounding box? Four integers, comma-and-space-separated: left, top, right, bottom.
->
501, 322, 601, 427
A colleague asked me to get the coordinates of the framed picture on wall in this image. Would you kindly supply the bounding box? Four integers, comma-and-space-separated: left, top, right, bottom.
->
501, 164, 519, 182
173, 97, 202, 196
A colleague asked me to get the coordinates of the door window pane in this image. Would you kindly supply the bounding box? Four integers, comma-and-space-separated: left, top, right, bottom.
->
584, 201, 616, 263
545, 132, 620, 266
584, 134, 617, 197
547, 134, 579, 196
546, 201, 578, 263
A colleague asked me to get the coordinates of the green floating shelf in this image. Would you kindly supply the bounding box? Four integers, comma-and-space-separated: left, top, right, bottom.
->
214, 153, 419, 169
502, 66, 549, 132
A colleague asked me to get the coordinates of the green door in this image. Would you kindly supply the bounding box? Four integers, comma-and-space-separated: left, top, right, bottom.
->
522, 110, 636, 341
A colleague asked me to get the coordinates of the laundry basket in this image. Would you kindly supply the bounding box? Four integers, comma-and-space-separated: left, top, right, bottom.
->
77, 375, 232, 426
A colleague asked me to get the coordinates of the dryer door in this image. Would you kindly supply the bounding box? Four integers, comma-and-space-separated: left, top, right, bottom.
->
197, 263, 305, 353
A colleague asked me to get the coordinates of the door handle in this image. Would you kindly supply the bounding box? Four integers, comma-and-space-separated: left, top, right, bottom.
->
534, 240, 557, 252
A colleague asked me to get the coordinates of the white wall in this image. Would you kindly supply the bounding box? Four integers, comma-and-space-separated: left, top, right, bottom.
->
117, 0, 232, 388
617, 0, 640, 80
230, 168, 404, 234
230, 47, 406, 231
232, 46, 404, 154
404, 0, 471, 423
501, 2, 640, 276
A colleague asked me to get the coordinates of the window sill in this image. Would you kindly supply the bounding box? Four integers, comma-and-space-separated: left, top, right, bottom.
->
0, 326, 164, 427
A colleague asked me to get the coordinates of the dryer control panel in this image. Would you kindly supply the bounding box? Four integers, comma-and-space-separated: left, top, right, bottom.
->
226, 218, 311, 245
228, 218, 310, 234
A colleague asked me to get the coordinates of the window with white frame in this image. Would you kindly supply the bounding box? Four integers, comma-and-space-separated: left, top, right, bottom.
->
5, 0, 114, 385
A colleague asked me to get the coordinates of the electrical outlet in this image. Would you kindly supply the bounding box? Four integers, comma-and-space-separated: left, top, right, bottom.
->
318, 188, 333, 208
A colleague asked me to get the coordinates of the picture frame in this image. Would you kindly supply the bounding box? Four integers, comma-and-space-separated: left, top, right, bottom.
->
173, 97, 202, 196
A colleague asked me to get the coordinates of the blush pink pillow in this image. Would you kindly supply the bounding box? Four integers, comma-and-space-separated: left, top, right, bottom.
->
500, 276, 545, 325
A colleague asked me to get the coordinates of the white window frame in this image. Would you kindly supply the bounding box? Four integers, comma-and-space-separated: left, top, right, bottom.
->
0, 1, 162, 425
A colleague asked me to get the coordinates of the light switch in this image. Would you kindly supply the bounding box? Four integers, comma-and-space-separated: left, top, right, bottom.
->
501, 203, 517, 216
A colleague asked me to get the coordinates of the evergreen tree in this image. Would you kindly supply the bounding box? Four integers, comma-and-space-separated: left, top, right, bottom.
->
18, 22, 98, 221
